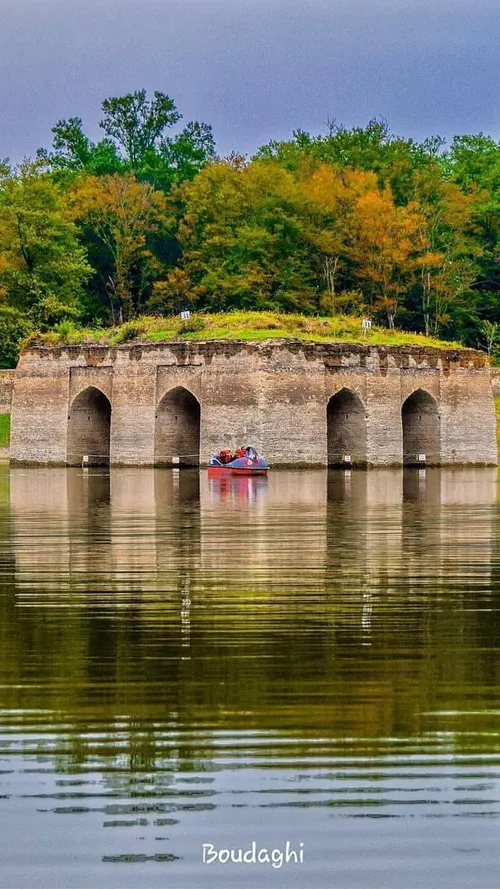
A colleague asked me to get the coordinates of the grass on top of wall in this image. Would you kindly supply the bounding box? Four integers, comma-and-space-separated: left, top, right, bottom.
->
25, 311, 462, 351
0, 414, 10, 448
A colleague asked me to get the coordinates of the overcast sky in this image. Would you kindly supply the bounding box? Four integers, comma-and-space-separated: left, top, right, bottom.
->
1, 0, 499, 161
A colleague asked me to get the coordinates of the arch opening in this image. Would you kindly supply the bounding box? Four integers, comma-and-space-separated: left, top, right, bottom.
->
155, 386, 200, 467
67, 387, 111, 466
327, 388, 367, 467
402, 389, 440, 466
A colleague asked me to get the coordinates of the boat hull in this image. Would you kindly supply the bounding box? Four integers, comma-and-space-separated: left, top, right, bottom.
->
207, 451, 270, 476
207, 466, 268, 477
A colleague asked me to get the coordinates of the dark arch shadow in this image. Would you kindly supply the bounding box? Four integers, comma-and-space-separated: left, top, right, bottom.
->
327, 388, 367, 467
155, 386, 201, 467
67, 387, 111, 466
402, 389, 440, 466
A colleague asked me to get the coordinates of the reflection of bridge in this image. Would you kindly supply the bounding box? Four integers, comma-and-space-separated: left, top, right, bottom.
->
10, 340, 496, 466
9, 466, 497, 598
5, 465, 499, 761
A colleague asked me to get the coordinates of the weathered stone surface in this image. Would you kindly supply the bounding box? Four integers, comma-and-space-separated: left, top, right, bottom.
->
9, 340, 498, 467
0, 369, 15, 414
491, 368, 500, 395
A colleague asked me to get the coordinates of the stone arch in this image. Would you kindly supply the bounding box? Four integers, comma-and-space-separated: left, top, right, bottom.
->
67, 386, 111, 466
402, 389, 440, 465
327, 388, 367, 466
155, 386, 201, 467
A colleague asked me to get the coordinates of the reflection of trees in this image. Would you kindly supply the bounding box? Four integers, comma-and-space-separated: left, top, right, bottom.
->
0, 467, 499, 771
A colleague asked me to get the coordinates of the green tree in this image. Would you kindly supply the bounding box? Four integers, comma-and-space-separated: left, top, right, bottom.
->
413, 169, 481, 336
70, 172, 168, 322
39, 91, 216, 193
0, 161, 91, 329
445, 135, 500, 337
37, 118, 123, 176
99, 90, 181, 170
159, 160, 320, 314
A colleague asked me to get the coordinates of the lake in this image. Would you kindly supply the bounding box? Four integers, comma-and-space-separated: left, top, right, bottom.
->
1, 467, 500, 888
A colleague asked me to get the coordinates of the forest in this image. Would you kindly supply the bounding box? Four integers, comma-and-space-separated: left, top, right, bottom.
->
2, 89, 500, 365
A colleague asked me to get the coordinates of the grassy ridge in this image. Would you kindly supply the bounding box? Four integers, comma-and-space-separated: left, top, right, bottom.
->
0, 414, 10, 448
26, 311, 461, 350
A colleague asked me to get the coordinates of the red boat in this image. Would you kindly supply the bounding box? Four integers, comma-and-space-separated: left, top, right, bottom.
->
207, 446, 269, 476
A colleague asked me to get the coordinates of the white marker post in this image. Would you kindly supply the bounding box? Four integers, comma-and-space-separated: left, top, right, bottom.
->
361, 318, 372, 339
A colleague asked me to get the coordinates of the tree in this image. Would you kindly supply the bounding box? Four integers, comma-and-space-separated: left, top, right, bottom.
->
159, 159, 320, 314
256, 118, 444, 204
159, 121, 216, 186
37, 117, 123, 176
349, 187, 424, 328
301, 165, 378, 312
413, 170, 480, 336
70, 173, 168, 322
0, 306, 34, 367
39, 91, 216, 193
478, 318, 500, 355
99, 90, 181, 170
0, 161, 91, 329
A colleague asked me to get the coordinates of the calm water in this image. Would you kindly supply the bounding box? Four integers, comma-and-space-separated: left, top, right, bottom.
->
1, 467, 500, 888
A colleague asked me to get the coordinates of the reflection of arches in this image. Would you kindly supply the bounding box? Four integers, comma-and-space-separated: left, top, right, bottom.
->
155, 387, 200, 467
402, 389, 440, 465
67, 387, 111, 466
327, 388, 367, 466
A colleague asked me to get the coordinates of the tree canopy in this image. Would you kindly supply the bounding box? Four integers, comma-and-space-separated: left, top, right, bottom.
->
2, 93, 500, 365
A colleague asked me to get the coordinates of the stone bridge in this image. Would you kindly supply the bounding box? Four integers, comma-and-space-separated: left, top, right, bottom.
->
9, 340, 497, 467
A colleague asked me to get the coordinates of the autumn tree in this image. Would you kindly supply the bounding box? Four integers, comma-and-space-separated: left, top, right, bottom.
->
300, 164, 379, 313
256, 118, 444, 204
347, 186, 424, 327
70, 173, 168, 322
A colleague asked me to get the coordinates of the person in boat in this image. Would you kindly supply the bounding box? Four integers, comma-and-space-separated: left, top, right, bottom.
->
234, 447, 245, 459
219, 448, 232, 464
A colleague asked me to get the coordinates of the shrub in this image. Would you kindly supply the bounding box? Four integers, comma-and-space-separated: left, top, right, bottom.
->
177, 314, 206, 335
111, 320, 148, 343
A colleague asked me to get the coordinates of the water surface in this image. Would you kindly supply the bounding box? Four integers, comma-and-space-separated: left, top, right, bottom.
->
1, 467, 500, 888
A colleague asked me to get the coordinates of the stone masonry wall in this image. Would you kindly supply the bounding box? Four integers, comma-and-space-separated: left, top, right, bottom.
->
0, 369, 15, 414
491, 368, 500, 396
9, 340, 498, 467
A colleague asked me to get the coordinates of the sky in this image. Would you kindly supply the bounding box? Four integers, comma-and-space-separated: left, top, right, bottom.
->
0, 0, 499, 162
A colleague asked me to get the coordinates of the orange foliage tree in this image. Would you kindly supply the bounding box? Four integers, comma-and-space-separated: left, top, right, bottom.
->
347, 186, 425, 328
